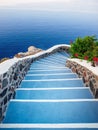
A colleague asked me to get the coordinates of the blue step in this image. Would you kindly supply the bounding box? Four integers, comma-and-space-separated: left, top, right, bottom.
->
36, 61, 65, 66
36, 53, 68, 60
31, 63, 65, 68
31, 61, 64, 65
51, 52, 68, 57
30, 64, 64, 68
0, 128, 97, 130
20, 79, 84, 88
27, 69, 72, 74
52, 52, 69, 59
2, 51, 98, 130
3, 100, 98, 123
0, 128, 98, 130
29, 67, 67, 70
40, 56, 67, 61
24, 74, 78, 80
41, 57, 67, 64
31, 62, 65, 67
38, 55, 67, 61
59, 51, 70, 57
15, 88, 93, 99
38, 58, 66, 64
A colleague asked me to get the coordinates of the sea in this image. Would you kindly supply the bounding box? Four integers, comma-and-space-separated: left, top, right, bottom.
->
0, 8, 98, 59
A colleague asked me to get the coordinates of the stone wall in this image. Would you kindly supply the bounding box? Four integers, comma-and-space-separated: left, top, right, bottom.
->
66, 60, 98, 98
0, 58, 32, 121
0, 44, 70, 122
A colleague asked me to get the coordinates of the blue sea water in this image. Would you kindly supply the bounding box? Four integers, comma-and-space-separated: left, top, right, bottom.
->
0, 9, 98, 58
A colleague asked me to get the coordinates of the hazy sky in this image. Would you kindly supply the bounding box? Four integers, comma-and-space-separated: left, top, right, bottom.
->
0, 0, 98, 14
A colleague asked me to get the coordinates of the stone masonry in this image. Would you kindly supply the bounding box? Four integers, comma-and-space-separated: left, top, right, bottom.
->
0, 58, 32, 121
66, 60, 98, 98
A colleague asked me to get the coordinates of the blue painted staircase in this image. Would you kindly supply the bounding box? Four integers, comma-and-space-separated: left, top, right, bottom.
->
1, 51, 98, 129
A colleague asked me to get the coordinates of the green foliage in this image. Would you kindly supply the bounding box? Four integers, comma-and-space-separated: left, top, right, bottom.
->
93, 46, 98, 57
70, 36, 98, 61
95, 41, 98, 46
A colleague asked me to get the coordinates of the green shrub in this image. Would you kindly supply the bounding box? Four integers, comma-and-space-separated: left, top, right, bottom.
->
70, 36, 98, 61
93, 46, 98, 57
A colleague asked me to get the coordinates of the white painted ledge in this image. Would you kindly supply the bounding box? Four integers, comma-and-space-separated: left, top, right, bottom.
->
0, 44, 70, 75
0, 123, 98, 128
68, 58, 98, 76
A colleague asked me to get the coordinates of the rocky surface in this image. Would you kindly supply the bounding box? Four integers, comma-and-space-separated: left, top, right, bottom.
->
15, 46, 43, 58
0, 58, 10, 64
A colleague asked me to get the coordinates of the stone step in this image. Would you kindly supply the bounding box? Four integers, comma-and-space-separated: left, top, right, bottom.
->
15, 88, 93, 99
30, 64, 64, 68
24, 73, 78, 80
31, 60, 65, 65
29, 67, 69, 70
3, 100, 98, 124
1, 124, 98, 129
20, 79, 84, 88
38, 57, 66, 63
39, 56, 67, 63
49, 52, 69, 58
59, 51, 70, 57
27, 69, 72, 74
37, 53, 67, 62
31, 61, 65, 67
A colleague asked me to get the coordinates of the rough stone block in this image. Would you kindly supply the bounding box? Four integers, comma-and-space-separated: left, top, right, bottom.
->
2, 78, 8, 88
95, 89, 98, 98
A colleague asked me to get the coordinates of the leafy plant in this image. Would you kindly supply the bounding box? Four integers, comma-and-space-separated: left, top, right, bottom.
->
93, 46, 98, 57
70, 36, 98, 62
